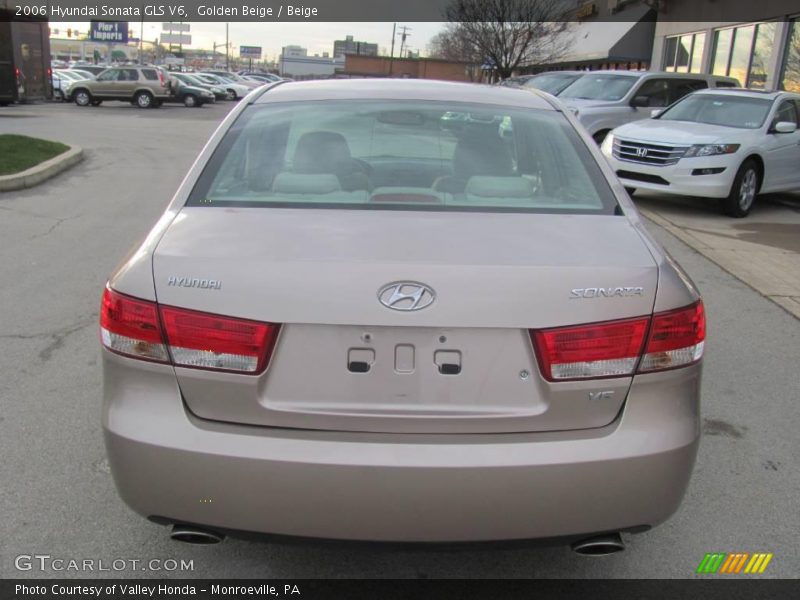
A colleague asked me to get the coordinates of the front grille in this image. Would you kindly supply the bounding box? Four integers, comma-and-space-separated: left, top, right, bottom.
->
612, 138, 689, 167
616, 170, 670, 185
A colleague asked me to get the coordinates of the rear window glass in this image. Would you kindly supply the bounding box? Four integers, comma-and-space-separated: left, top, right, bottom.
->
187, 100, 618, 214
142, 69, 158, 81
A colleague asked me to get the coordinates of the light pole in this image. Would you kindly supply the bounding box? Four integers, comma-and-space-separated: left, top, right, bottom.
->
225, 23, 229, 70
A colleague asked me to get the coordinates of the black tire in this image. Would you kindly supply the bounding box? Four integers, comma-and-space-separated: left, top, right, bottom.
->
226, 89, 237, 101
134, 91, 153, 109
73, 89, 91, 106
183, 94, 197, 108
593, 130, 610, 145
91, 100, 102, 106
54, 90, 63, 102
720, 159, 759, 218
624, 187, 636, 196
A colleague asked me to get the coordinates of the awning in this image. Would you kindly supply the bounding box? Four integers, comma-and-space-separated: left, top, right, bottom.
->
556, 7, 656, 64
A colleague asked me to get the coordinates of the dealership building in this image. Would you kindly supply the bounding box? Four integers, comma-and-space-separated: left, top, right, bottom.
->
649, 0, 799, 91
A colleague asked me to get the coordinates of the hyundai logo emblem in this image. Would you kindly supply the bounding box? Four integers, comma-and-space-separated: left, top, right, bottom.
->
378, 282, 436, 311
636, 147, 649, 158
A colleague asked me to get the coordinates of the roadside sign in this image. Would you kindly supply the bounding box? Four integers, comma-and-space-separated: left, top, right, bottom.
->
90, 21, 128, 43
240, 46, 263, 59
163, 23, 191, 32
161, 33, 192, 46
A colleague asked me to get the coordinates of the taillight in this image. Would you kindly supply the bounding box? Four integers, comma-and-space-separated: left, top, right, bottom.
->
158, 70, 165, 87
160, 306, 279, 374
100, 288, 169, 363
639, 301, 705, 373
531, 317, 649, 381
100, 288, 280, 375
530, 300, 704, 381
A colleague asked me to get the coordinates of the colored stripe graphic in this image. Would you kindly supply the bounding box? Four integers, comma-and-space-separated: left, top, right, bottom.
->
697, 553, 726, 574
744, 553, 773, 574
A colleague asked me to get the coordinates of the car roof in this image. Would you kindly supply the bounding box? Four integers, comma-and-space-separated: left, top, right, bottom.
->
253, 78, 557, 110
573, 70, 735, 81
691, 88, 795, 100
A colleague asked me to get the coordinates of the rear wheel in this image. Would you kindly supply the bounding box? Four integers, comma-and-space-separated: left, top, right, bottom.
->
73, 89, 91, 106
720, 159, 759, 218
135, 91, 153, 109
226, 89, 237, 100
183, 94, 197, 108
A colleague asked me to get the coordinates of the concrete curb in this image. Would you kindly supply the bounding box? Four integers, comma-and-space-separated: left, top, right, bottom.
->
0, 145, 84, 192
641, 207, 800, 321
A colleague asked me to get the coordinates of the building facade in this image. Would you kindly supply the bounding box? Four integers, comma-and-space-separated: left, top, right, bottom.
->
343, 54, 478, 82
650, 0, 800, 91
333, 35, 378, 58
279, 45, 344, 78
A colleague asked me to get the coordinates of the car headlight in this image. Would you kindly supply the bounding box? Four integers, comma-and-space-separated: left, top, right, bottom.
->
683, 144, 740, 158
600, 132, 614, 154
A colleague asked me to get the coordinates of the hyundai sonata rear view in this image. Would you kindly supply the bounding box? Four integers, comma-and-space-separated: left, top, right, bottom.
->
100, 80, 705, 549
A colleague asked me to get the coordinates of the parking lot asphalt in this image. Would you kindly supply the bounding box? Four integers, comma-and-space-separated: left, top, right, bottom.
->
0, 101, 798, 578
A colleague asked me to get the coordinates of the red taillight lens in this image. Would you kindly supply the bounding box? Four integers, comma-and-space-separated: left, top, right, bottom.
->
639, 301, 705, 372
530, 301, 705, 381
100, 288, 169, 363
531, 317, 649, 381
160, 306, 280, 374
100, 288, 280, 375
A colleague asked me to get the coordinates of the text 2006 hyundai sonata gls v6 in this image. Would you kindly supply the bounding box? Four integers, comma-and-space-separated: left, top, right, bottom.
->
100, 79, 705, 550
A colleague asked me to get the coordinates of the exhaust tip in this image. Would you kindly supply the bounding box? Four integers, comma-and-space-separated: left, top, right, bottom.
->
170, 525, 224, 545
571, 533, 624, 556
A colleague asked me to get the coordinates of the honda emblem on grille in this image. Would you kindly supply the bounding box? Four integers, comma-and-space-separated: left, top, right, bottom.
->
636, 147, 649, 158
378, 282, 436, 311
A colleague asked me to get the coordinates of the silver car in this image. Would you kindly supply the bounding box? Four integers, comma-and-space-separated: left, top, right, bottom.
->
101, 80, 705, 551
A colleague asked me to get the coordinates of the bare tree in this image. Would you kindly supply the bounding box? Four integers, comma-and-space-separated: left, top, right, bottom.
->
428, 23, 484, 81
440, 0, 572, 81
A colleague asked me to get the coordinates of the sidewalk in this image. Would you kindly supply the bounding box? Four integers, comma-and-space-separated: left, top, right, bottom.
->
635, 192, 800, 320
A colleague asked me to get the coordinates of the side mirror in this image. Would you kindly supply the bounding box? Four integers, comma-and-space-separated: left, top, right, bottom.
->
771, 121, 798, 134
650, 108, 663, 118
631, 95, 649, 108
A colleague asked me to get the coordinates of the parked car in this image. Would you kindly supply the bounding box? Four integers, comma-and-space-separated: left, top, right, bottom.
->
202, 70, 261, 89
70, 66, 170, 108
165, 79, 215, 107
51, 71, 74, 101
601, 89, 800, 217
520, 71, 585, 96
69, 65, 110, 77
101, 79, 705, 549
497, 75, 536, 88
171, 72, 227, 101
243, 74, 282, 84
68, 69, 97, 80
559, 71, 740, 143
196, 73, 250, 100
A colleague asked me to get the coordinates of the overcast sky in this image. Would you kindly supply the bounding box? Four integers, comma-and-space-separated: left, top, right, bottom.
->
51, 21, 443, 60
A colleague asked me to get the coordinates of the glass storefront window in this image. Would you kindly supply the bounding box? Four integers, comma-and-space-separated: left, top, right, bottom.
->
691, 34, 706, 73
748, 22, 776, 89
728, 25, 755, 86
780, 19, 800, 92
712, 28, 733, 76
663, 32, 706, 73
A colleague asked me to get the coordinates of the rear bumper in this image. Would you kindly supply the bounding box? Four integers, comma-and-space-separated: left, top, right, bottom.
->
103, 351, 701, 542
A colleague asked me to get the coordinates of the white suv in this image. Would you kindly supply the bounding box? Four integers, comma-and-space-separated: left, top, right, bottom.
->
558, 71, 739, 143
601, 89, 800, 217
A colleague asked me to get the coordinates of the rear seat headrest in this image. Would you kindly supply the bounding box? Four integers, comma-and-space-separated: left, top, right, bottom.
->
272, 172, 341, 194
464, 176, 533, 198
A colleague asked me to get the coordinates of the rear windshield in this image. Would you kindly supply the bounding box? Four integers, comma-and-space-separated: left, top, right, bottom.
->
560, 74, 639, 101
187, 100, 618, 214
525, 73, 583, 95
658, 94, 773, 129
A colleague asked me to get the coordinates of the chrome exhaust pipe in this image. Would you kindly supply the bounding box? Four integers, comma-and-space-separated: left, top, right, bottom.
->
571, 533, 625, 556
170, 524, 224, 545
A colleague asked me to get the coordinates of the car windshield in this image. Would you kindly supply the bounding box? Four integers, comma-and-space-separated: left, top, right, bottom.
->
187, 100, 617, 214
183, 74, 207, 86
560, 74, 639, 101
657, 94, 774, 129
524, 73, 583, 95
